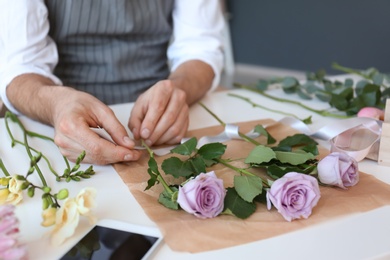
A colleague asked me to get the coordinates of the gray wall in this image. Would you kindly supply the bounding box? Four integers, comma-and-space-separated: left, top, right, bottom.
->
226, 0, 390, 74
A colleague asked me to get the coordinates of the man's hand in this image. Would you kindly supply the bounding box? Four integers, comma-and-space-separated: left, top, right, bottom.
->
7, 74, 141, 165
51, 88, 142, 164
129, 80, 189, 146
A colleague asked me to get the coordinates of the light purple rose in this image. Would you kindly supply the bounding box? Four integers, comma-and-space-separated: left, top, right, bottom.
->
266, 172, 321, 222
317, 152, 359, 189
177, 171, 226, 219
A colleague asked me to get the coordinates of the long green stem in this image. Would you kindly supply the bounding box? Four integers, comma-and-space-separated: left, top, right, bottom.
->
5, 112, 71, 171
198, 102, 261, 145
332, 62, 370, 80
0, 159, 10, 177
228, 93, 303, 119
13, 140, 59, 177
235, 83, 351, 119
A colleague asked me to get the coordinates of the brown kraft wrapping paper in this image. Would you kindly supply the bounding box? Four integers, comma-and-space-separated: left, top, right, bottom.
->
113, 119, 390, 253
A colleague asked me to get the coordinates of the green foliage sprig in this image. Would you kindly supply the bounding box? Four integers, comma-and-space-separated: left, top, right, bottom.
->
234, 63, 390, 117
1, 111, 95, 210
4, 112, 95, 183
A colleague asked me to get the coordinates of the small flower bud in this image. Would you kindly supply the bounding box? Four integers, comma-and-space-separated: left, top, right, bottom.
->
56, 189, 69, 200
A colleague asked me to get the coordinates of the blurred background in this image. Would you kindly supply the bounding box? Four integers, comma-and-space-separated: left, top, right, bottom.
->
222, 0, 390, 86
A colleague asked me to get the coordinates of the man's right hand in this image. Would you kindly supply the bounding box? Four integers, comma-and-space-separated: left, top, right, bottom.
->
6, 75, 141, 165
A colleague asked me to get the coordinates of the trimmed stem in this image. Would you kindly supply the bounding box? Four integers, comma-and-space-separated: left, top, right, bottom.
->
235, 84, 351, 119
228, 93, 302, 119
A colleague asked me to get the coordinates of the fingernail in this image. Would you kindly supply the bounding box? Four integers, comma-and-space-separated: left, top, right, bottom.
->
124, 154, 132, 161
141, 128, 150, 139
123, 136, 134, 146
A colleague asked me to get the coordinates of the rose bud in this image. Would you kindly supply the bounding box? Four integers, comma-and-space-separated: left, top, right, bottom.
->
266, 172, 321, 222
357, 107, 384, 120
177, 171, 226, 219
317, 152, 359, 189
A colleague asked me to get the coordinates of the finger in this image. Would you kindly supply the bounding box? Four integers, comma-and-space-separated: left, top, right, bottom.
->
154, 109, 189, 145
139, 84, 173, 140
55, 125, 142, 164
147, 93, 188, 145
98, 108, 135, 149
128, 100, 147, 141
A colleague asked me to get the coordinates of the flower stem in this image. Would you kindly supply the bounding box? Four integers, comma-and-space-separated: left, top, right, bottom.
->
5, 111, 71, 171
198, 102, 261, 145
0, 159, 10, 177
331, 63, 370, 80
235, 83, 351, 119
4, 113, 48, 186
228, 93, 303, 119
141, 140, 173, 194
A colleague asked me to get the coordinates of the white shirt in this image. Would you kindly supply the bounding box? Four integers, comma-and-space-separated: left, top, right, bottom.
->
0, 0, 224, 113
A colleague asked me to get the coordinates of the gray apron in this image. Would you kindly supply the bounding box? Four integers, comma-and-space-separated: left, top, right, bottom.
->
45, 0, 174, 104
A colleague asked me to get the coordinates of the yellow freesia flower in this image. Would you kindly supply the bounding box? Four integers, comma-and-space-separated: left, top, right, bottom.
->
0, 189, 10, 205
41, 207, 57, 227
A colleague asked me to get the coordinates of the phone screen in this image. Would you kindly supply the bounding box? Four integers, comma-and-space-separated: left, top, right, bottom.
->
60, 225, 160, 260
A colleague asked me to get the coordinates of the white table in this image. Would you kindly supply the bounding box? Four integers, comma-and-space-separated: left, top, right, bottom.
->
2, 86, 390, 260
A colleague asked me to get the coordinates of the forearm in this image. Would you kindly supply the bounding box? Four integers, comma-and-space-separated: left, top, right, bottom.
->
168, 60, 215, 105
6, 73, 64, 125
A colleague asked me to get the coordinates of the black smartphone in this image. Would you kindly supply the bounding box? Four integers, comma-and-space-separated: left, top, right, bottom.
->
59, 219, 163, 260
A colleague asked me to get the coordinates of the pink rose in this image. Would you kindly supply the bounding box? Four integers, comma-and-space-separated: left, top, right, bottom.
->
357, 107, 384, 120
266, 172, 321, 222
177, 171, 226, 219
0, 205, 27, 260
317, 152, 359, 189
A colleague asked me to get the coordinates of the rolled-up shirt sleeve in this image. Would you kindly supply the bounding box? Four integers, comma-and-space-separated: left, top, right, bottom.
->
0, 0, 62, 114
167, 0, 225, 91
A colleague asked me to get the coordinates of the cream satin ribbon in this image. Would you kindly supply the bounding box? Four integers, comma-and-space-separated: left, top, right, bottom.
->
91, 117, 382, 161
278, 117, 382, 162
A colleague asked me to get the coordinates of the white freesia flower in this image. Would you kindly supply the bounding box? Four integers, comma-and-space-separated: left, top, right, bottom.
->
76, 187, 97, 221
5, 177, 23, 205
51, 198, 80, 246
50, 187, 97, 246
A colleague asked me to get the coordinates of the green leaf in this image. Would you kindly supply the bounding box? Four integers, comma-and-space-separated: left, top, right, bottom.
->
197, 142, 227, 160
245, 145, 276, 164
330, 94, 349, 110
148, 157, 159, 173
274, 150, 315, 165
373, 73, 384, 85
171, 137, 197, 155
234, 175, 263, 202
187, 157, 206, 175
296, 87, 313, 100
223, 187, 256, 219
282, 77, 299, 93
145, 168, 158, 190
278, 134, 317, 149
314, 91, 331, 102
158, 189, 179, 210
344, 78, 354, 88
162, 157, 194, 178
253, 125, 276, 144
256, 79, 270, 90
